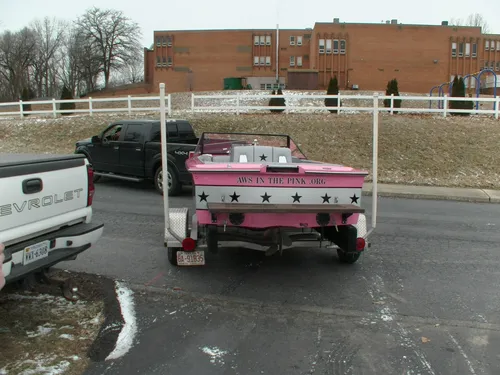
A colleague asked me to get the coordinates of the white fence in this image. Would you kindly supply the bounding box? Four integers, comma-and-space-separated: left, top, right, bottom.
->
0, 95, 172, 118
191, 93, 500, 119
0, 91, 499, 119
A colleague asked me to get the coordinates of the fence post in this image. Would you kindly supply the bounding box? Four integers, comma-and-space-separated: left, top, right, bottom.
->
236, 93, 240, 115
168, 94, 172, 116
372, 92, 379, 228
127, 95, 132, 116
442, 94, 448, 118
337, 92, 341, 114
52, 98, 57, 118
495, 96, 500, 120
19, 100, 24, 119
390, 94, 394, 115
191, 93, 195, 113
89, 97, 93, 116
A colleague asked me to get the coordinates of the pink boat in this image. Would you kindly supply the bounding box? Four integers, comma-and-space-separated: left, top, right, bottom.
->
164, 131, 375, 267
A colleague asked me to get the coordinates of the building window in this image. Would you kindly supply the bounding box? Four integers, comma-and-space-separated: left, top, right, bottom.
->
319, 39, 325, 54
333, 39, 339, 54
156, 56, 161, 66
265, 56, 271, 65
297, 36, 303, 46
326, 39, 332, 54
266, 83, 273, 90
260, 36, 265, 45
290, 56, 295, 66
472, 43, 477, 57
167, 56, 173, 66
260, 84, 266, 90
497, 41, 500, 51
340, 39, 346, 54
459, 43, 464, 57
254, 36, 259, 46
290, 36, 295, 45
297, 56, 303, 67
167, 36, 172, 47
254, 56, 259, 65
484, 61, 489, 69
156, 37, 161, 47
465, 43, 470, 57
497, 61, 500, 71
162, 56, 167, 67
260, 56, 266, 65
451, 42, 457, 57
485, 40, 489, 50
491, 61, 495, 70
266, 35, 271, 45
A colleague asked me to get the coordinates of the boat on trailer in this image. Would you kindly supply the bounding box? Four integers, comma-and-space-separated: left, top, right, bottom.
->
157, 83, 379, 267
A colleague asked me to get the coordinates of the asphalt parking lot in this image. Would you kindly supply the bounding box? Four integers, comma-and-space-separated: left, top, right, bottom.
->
57, 179, 500, 374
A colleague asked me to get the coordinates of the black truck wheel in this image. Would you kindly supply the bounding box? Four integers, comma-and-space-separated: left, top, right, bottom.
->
336, 249, 361, 264
155, 164, 181, 196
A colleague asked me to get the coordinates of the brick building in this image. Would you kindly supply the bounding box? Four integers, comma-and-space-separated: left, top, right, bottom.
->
144, 19, 500, 94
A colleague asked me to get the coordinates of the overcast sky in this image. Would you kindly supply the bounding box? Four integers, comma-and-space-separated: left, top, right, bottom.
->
1, 0, 499, 48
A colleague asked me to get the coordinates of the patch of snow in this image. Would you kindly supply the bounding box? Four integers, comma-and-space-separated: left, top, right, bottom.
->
200, 346, 229, 365
18, 359, 70, 375
26, 324, 56, 338
59, 334, 74, 340
105, 281, 137, 361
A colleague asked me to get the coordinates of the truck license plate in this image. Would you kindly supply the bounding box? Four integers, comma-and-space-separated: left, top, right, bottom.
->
177, 251, 205, 266
23, 241, 50, 265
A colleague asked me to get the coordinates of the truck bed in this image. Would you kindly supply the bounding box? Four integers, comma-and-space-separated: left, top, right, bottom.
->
0, 153, 93, 246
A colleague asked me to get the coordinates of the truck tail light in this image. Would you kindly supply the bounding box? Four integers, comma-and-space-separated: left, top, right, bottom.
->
87, 164, 95, 206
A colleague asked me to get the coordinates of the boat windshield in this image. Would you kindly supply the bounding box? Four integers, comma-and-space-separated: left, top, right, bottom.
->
196, 132, 307, 159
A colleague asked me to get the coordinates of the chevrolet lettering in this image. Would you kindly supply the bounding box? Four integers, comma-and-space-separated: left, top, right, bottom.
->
0, 188, 84, 217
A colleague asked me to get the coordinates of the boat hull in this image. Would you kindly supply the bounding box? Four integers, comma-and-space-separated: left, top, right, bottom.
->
193, 174, 366, 228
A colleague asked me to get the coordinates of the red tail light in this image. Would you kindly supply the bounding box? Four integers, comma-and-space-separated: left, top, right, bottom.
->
182, 237, 196, 251
87, 164, 95, 206
356, 238, 366, 251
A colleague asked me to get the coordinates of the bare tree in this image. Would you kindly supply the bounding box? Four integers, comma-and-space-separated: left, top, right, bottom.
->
57, 26, 102, 96
119, 55, 144, 84
450, 13, 490, 33
0, 28, 37, 100
30, 17, 66, 97
75, 7, 142, 88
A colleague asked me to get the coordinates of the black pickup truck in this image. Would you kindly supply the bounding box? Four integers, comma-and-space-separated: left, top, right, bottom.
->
74, 119, 198, 195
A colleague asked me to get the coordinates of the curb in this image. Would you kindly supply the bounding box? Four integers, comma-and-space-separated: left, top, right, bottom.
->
361, 184, 499, 204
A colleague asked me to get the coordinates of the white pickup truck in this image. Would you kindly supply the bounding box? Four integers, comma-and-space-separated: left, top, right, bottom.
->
0, 153, 104, 285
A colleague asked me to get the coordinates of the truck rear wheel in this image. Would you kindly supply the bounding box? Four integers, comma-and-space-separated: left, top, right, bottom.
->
155, 164, 181, 196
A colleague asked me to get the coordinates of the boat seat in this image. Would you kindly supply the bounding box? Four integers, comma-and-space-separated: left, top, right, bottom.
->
229, 145, 292, 163
230, 145, 254, 163
272, 147, 292, 163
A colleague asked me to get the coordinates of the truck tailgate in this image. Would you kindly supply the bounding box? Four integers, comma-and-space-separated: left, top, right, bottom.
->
0, 154, 91, 241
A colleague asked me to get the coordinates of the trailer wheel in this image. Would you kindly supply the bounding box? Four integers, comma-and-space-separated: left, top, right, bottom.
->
167, 247, 179, 266
336, 249, 361, 264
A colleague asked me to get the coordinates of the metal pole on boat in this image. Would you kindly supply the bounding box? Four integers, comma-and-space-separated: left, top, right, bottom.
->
371, 93, 379, 230
160, 83, 170, 236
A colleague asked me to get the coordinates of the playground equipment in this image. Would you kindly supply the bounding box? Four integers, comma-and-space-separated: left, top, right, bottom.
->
430, 69, 498, 110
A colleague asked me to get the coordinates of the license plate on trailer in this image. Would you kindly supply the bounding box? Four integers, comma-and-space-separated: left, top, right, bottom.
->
23, 240, 50, 265
177, 251, 205, 266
